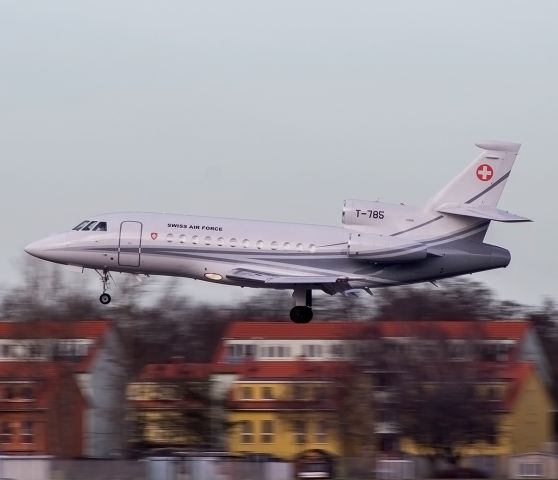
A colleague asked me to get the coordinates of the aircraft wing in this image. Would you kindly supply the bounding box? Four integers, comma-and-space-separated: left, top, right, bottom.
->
227, 268, 351, 285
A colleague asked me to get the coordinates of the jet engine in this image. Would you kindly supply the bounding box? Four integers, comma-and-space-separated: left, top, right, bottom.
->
342, 199, 423, 230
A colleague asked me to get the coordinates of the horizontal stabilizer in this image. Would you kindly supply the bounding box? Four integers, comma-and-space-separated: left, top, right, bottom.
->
437, 204, 532, 223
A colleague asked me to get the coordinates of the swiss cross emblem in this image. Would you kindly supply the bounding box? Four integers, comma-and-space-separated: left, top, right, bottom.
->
150, 232, 158, 240
476, 164, 494, 181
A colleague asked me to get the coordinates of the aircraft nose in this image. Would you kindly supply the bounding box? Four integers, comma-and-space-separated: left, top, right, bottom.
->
24, 233, 68, 261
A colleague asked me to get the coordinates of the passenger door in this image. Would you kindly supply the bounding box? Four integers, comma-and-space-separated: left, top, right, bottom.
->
118, 221, 142, 267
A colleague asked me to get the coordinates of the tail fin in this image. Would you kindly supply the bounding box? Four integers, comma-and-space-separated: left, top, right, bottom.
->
426, 141, 521, 211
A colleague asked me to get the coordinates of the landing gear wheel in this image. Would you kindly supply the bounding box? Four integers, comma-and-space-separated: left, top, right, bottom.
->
99, 293, 112, 305
290, 306, 313, 324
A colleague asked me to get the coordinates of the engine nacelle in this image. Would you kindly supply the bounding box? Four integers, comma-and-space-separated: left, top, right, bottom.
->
347, 231, 428, 263
342, 199, 423, 230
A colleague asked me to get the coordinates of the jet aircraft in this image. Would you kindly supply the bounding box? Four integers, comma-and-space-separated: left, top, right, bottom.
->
25, 141, 530, 323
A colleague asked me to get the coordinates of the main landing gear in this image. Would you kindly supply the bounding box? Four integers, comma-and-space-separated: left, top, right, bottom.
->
290, 288, 313, 324
96, 268, 112, 305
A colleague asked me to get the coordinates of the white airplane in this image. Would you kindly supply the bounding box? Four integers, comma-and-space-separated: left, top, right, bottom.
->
25, 141, 530, 323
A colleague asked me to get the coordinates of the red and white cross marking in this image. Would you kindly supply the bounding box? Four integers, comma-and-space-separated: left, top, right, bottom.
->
476, 164, 494, 182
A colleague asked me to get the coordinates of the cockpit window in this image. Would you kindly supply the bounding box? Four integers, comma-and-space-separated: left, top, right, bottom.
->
92, 222, 107, 232
81, 221, 97, 231
73, 221, 90, 231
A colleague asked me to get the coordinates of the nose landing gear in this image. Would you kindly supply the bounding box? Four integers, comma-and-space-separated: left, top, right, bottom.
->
290, 288, 313, 324
99, 292, 111, 305
96, 268, 113, 305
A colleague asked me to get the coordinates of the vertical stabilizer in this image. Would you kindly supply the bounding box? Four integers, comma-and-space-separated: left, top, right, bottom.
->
426, 141, 521, 211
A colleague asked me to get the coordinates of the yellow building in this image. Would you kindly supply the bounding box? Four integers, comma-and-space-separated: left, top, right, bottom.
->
399, 363, 553, 460
226, 361, 349, 460
126, 362, 212, 450
214, 320, 554, 467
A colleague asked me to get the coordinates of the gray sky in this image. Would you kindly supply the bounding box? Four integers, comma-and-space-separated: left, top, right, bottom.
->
0, 0, 556, 307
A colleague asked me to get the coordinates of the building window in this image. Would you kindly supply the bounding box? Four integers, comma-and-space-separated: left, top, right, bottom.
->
313, 385, 326, 401
293, 384, 306, 400
315, 420, 328, 444
0, 422, 12, 444
241, 421, 254, 444
261, 420, 274, 444
227, 343, 257, 360
4, 386, 14, 400
279, 346, 291, 357
20, 421, 34, 444
241, 386, 253, 400
331, 343, 345, 357
519, 463, 543, 477
293, 420, 306, 444
262, 387, 274, 400
302, 344, 323, 358
21, 386, 34, 400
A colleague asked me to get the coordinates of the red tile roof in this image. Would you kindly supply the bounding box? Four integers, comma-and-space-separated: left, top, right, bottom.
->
222, 322, 368, 340
375, 320, 531, 341
222, 320, 530, 341
0, 320, 112, 339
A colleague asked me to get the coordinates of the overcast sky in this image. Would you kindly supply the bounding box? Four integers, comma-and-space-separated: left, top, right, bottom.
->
0, 0, 556, 307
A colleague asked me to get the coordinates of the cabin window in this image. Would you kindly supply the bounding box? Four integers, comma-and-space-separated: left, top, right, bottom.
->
72, 221, 90, 231
81, 221, 97, 231
204, 236, 212, 245
179, 234, 186, 244
242, 239, 250, 248
217, 237, 225, 246
166, 234, 174, 243
283, 242, 291, 250
256, 240, 264, 250
192, 235, 199, 245
309, 243, 317, 253
230, 238, 238, 247
92, 222, 107, 232
271, 241, 278, 250
296, 243, 304, 251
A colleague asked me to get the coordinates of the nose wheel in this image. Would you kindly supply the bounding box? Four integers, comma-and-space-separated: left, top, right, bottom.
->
96, 268, 113, 305
290, 288, 313, 323
99, 293, 112, 305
